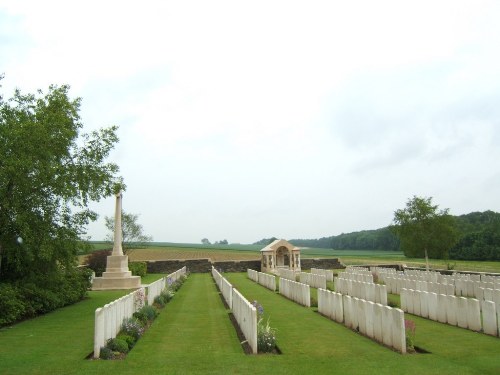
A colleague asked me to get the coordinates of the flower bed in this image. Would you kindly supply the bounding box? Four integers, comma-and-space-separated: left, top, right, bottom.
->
97, 274, 188, 360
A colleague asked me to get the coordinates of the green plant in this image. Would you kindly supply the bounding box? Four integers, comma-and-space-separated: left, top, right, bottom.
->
252, 300, 277, 353
141, 305, 159, 321
117, 334, 136, 349
405, 319, 416, 352
121, 317, 145, 340
132, 310, 149, 326
257, 316, 277, 353
154, 295, 166, 307
85, 249, 112, 277
106, 338, 129, 353
129, 262, 147, 277
0, 284, 26, 326
310, 296, 318, 308
161, 289, 175, 302
99, 346, 115, 360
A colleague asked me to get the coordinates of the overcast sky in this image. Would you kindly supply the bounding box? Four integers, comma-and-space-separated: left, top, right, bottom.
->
1, 1, 499, 244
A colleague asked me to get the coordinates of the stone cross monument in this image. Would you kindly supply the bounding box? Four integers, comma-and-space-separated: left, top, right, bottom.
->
92, 192, 141, 290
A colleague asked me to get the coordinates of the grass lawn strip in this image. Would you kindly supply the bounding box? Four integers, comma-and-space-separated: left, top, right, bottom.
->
87, 273, 245, 374
226, 272, 500, 375
0, 289, 130, 375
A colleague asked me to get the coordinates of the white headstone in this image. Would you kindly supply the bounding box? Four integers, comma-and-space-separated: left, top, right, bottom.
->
437, 294, 448, 323
467, 298, 481, 332
420, 291, 429, 318
428, 292, 438, 321
457, 297, 468, 329
447, 295, 458, 326
382, 305, 393, 347
391, 308, 406, 354
373, 303, 383, 343
482, 300, 498, 336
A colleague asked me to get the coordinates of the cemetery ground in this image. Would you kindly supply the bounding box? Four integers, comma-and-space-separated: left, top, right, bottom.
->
87, 243, 500, 273
1, 270, 500, 374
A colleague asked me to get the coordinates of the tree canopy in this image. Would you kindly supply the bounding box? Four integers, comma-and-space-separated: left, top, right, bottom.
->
0, 83, 123, 281
104, 211, 152, 251
391, 196, 459, 260
450, 211, 500, 260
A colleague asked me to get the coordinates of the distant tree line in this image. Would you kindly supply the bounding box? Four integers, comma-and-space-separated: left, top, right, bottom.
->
258, 210, 500, 261
289, 227, 400, 251
449, 211, 500, 261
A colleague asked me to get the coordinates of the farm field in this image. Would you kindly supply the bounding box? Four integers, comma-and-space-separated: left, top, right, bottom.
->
83, 242, 500, 273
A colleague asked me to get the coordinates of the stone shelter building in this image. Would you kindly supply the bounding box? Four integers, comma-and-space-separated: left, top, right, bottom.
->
261, 239, 301, 274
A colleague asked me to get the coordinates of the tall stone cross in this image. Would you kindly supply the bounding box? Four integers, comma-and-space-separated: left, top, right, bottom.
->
112, 191, 124, 256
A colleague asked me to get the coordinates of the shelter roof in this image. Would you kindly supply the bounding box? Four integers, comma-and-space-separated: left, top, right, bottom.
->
260, 239, 300, 252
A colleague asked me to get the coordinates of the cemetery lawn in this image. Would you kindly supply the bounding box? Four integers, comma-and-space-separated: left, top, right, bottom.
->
1, 273, 500, 374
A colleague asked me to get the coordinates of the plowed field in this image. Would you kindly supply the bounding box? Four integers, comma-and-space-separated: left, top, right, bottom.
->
127, 246, 260, 262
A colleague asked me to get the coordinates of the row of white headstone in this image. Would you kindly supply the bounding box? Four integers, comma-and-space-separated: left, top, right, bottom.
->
146, 266, 187, 305
93, 266, 187, 358
390, 275, 499, 300
344, 266, 371, 274
247, 269, 276, 291
279, 277, 311, 307
212, 267, 233, 308
311, 268, 334, 282
337, 271, 373, 283
384, 277, 456, 296
335, 278, 388, 305
278, 268, 298, 281
401, 288, 500, 336
94, 287, 144, 358
300, 272, 327, 289
212, 267, 258, 353
318, 288, 407, 353
375, 267, 500, 294
479, 287, 500, 309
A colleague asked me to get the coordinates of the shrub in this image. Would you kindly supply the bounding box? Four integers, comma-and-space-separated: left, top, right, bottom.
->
0, 284, 26, 326
134, 305, 159, 325
117, 334, 136, 349
132, 310, 149, 326
405, 319, 416, 352
161, 289, 175, 302
107, 338, 129, 353
257, 317, 277, 353
99, 346, 115, 360
121, 317, 145, 340
252, 300, 277, 353
20, 283, 62, 315
141, 305, 159, 321
85, 249, 111, 277
129, 262, 147, 277
154, 295, 166, 308
310, 296, 318, 308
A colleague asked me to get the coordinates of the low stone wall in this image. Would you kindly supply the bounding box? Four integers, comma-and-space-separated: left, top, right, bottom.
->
147, 258, 345, 273
146, 259, 262, 273
147, 259, 212, 274
215, 260, 261, 273
301, 258, 344, 270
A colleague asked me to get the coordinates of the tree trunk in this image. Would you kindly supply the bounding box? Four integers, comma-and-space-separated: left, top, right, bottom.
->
424, 247, 429, 271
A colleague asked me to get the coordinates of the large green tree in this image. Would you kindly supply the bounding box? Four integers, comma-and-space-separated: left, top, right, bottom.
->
0, 83, 123, 281
391, 196, 459, 263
